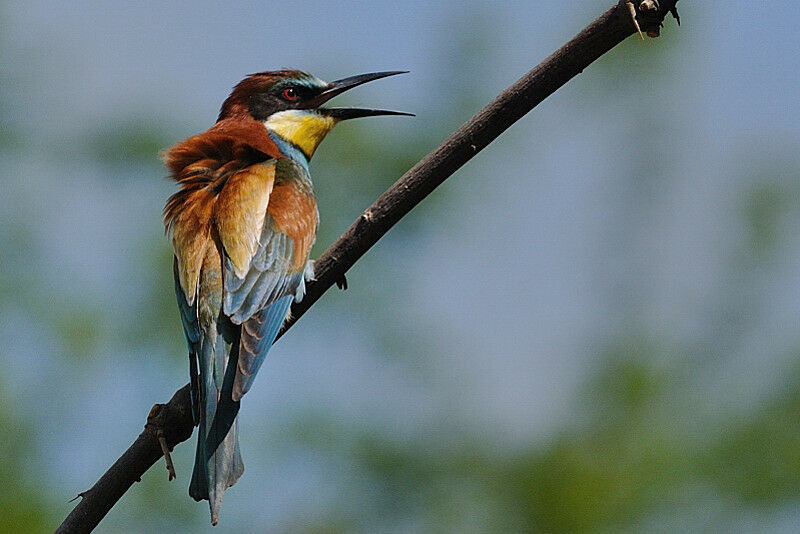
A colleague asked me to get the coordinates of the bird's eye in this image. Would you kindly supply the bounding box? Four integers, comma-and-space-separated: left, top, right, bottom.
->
282, 87, 298, 101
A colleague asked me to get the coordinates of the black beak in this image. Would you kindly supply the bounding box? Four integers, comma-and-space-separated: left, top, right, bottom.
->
303, 71, 413, 120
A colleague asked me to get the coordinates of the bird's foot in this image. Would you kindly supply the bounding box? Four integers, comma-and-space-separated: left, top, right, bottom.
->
669, 5, 680, 25
335, 273, 348, 291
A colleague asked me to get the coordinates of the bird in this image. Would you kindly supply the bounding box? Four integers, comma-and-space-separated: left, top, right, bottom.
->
162, 69, 409, 524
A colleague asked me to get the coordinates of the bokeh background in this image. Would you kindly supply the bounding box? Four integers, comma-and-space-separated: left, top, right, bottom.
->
2, 1, 800, 532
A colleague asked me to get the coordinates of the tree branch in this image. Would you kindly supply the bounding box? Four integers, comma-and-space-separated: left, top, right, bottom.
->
56, 2, 680, 532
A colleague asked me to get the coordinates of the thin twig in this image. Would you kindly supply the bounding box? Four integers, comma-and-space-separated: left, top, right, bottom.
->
56, 2, 680, 532
67, 492, 86, 504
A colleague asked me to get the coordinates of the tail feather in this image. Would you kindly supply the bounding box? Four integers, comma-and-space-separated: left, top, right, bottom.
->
190, 322, 244, 525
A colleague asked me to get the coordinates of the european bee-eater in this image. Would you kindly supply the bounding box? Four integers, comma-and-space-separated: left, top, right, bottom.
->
163, 69, 409, 524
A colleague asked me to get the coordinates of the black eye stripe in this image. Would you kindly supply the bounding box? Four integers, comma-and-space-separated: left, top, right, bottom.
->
277, 84, 317, 99
248, 81, 323, 120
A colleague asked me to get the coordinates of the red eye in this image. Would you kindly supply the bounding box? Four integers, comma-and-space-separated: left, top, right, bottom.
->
282, 87, 298, 101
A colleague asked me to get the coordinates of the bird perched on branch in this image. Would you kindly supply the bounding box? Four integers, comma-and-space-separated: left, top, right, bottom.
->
163, 69, 409, 524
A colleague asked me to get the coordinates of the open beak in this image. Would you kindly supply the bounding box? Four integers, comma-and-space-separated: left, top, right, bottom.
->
303, 71, 414, 119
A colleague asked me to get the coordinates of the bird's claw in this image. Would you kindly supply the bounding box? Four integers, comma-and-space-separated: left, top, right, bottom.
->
335, 273, 348, 291
669, 5, 680, 25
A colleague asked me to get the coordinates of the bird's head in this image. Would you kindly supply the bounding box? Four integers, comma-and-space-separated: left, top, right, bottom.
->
218, 69, 410, 161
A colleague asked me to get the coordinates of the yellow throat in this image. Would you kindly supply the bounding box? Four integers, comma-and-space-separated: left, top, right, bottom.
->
264, 110, 337, 160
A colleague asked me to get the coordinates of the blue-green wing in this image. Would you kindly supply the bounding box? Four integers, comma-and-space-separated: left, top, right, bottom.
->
222, 214, 309, 401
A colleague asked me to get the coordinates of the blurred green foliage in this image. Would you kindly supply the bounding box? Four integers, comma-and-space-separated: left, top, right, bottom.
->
277, 346, 800, 533
706, 362, 800, 505
0, 377, 56, 533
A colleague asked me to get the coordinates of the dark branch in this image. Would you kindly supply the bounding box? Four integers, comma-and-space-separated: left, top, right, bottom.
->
56, 2, 680, 532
